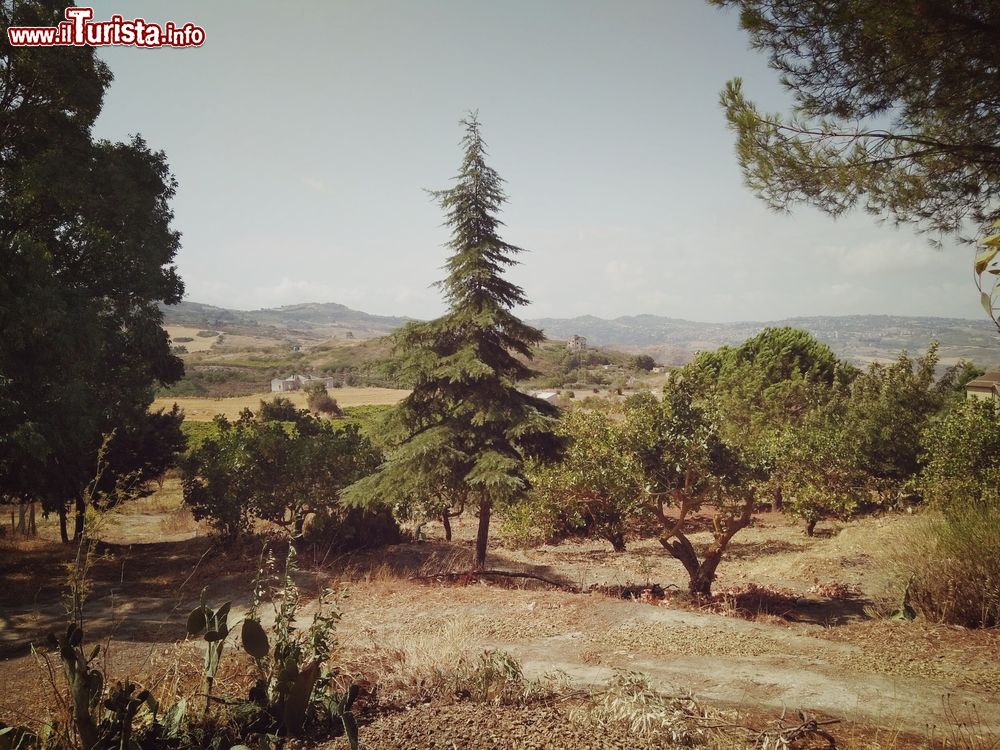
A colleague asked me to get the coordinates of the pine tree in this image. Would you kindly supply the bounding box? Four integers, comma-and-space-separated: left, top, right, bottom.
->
343, 113, 563, 569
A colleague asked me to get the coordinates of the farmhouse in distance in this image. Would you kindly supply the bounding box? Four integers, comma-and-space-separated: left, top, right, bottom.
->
270, 373, 339, 393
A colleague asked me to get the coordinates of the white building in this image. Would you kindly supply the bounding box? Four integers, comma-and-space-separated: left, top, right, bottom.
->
270, 374, 339, 393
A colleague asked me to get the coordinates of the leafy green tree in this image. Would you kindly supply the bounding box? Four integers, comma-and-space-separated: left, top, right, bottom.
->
527, 407, 644, 552
687, 327, 853, 514
711, 1, 1000, 240
258, 397, 305, 423
774, 408, 866, 535
182, 409, 382, 539
840, 346, 944, 498
921, 398, 1000, 513
0, 1, 185, 540
622, 386, 757, 595
342, 114, 564, 569
631, 354, 656, 372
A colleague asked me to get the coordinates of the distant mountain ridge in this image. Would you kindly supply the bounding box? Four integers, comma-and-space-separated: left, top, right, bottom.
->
527, 313, 1000, 367
161, 300, 1000, 367
160, 300, 411, 335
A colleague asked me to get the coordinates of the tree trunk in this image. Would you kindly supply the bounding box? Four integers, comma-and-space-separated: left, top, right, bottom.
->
660, 532, 702, 591
73, 493, 85, 541
441, 511, 453, 542
608, 531, 627, 553
16, 504, 26, 536
474, 498, 491, 571
773, 486, 783, 512
690, 550, 723, 596
29, 502, 36, 536
805, 518, 817, 537
59, 505, 69, 544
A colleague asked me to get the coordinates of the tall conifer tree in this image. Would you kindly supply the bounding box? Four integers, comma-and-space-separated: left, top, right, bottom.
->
344, 114, 563, 568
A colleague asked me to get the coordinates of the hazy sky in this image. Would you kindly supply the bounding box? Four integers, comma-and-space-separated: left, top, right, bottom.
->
87, 0, 981, 322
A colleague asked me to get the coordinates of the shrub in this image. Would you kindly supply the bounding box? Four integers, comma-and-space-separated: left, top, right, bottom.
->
888, 505, 1000, 628
305, 382, 342, 416
892, 398, 1000, 627
258, 396, 304, 422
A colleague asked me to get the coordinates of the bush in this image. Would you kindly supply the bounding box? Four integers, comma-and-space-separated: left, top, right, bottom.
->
889, 505, 1000, 628
892, 398, 1000, 627
258, 396, 304, 422
305, 382, 342, 416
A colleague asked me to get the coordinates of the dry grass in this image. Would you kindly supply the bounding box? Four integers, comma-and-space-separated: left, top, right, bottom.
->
151, 387, 410, 421
164, 325, 220, 352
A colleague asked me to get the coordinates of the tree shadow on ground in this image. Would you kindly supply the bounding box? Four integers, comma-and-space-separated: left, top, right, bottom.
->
0, 536, 262, 658
323, 539, 581, 591
722, 539, 808, 560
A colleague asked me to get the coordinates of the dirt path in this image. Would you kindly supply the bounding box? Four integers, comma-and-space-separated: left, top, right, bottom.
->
337, 582, 1000, 738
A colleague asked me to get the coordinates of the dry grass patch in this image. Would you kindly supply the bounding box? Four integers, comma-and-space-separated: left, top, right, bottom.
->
152, 387, 410, 421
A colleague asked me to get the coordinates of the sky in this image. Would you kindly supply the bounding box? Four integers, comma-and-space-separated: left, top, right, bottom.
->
86, 0, 982, 323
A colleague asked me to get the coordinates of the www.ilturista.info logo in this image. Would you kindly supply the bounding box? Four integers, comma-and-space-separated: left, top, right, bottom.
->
6, 7, 205, 47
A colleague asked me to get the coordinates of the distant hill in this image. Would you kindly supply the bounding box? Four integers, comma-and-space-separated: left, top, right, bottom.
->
161, 300, 1000, 368
160, 300, 411, 338
527, 314, 1000, 368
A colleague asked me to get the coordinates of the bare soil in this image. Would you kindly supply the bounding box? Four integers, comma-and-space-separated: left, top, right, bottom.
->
1, 497, 998, 748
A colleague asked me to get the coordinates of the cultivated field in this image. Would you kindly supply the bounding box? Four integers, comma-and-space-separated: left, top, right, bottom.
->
152, 387, 411, 421
164, 325, 222, 352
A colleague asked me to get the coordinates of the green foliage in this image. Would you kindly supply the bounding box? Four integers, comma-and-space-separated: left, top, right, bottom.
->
630, 355, 656, 372
0, 1, 186, 540
920, 398, 1000, 513
525, 407, 645, 552
342, 114, 564, 569
840, 346, 944, 496
773, 409, 866, 533
621, 385, 757, 595
257, 397, 305, 423
180, 420, 221, 455
711, 1, 1000, 239
182, 409, 383, 539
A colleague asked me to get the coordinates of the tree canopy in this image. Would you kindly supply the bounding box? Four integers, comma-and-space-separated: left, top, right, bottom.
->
342, 114, 563, 568
0, 0, 185, 539
711, 0, 1000, 242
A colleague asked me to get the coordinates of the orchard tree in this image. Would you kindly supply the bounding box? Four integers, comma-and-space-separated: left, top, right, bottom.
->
622, 386, 758, 596
688, 327, 853, 512
527, 407, 645, 552
342, 114, 564, 569
921, 398, 1000, 513
774, 410, 866, 535
1, 0, 185, 540
183, 409, 382, 539
841, 345, 944, 498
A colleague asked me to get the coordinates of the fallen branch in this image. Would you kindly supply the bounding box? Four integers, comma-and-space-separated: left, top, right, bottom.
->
409, 569, 579, 592
755, 710, 840, 750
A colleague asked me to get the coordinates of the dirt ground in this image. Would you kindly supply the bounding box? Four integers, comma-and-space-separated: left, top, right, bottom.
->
1, 495, 998, 748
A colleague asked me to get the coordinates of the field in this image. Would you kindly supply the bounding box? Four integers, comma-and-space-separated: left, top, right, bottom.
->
153, 387, 410, 421
1, 489, 997, 750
